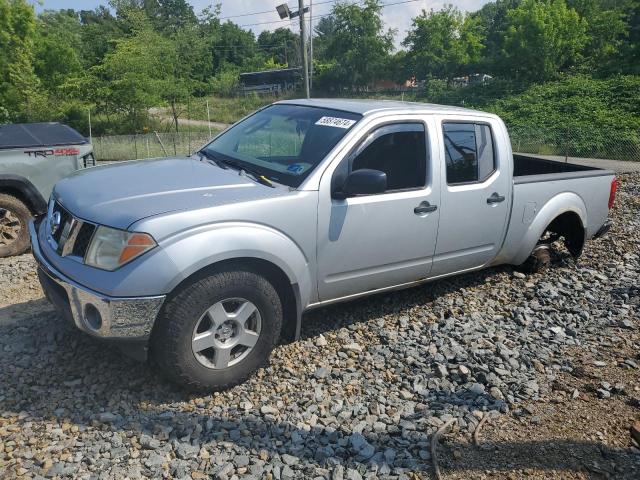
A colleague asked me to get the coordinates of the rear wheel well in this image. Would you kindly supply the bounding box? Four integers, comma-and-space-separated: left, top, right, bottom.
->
165, 258, 299, 343
545, 211, 585, 257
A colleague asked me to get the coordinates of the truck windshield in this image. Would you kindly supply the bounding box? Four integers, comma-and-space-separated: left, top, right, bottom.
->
201, 104, 361, 188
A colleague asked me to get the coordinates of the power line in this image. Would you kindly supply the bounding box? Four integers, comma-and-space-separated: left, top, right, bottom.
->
220, 0, 337, 20
236, 0, 421, 28
209, 43, 291, 50
238, 16, 299, 28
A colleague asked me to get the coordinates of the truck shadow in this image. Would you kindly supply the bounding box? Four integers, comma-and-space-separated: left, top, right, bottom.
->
299, 265, 509, 341
3, 265, 635, 477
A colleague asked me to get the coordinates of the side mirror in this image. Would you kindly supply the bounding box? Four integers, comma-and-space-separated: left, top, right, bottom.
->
333, 169, 387, 198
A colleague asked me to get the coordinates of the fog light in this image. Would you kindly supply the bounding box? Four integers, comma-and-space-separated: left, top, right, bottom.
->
84, 304, 103, 331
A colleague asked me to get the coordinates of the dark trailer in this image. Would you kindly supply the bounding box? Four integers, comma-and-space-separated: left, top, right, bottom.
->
239, 67, 301, 95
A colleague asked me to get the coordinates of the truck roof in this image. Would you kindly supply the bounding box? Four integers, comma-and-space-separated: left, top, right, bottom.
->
276, 98, 491, 117
0, 122, 88, 150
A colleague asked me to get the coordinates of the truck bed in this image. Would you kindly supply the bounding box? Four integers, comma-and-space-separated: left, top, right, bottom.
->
513, 154, 612, 183
494, 153, 615, 267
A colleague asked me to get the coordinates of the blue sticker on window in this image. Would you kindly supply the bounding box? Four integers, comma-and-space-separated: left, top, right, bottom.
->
287, 164, 305, 174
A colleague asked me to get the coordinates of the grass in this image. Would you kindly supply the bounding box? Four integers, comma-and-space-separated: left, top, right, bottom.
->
187, 94, 284, 124
93, 130, 220, 161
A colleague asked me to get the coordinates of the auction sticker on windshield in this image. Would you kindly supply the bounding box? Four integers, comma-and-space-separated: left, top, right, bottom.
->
315, 116, 357, 129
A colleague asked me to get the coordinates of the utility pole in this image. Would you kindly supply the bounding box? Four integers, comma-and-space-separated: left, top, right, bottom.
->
309, 0, 313, 91
275, 2, 310, 97
87, 108, 92, 144
298, 0, 310, 98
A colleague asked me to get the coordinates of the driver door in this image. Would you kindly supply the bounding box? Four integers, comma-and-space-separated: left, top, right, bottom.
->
316, 118, 441, 301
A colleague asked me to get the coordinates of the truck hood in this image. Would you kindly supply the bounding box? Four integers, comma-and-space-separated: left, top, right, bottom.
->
53, 157, 284, 229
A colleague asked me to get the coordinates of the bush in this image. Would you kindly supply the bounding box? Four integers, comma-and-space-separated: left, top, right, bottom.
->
485, 75, 640, 161
209, 66, 240, 96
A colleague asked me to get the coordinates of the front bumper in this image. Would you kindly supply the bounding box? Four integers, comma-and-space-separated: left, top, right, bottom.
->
30, 220, 165, 340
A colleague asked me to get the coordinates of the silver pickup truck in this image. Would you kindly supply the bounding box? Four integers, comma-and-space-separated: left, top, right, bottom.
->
30, 100, 616, 390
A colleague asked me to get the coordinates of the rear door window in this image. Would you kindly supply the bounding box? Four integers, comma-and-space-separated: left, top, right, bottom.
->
443, 122, 496, 184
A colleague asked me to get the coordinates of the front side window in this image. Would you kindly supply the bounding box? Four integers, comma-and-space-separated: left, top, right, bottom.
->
443, 122, 496, 184
350, 123, 427, 191
203, 104, 361, 188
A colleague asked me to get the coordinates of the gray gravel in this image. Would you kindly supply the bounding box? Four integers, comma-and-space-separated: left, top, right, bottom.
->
0, 173, 638, 479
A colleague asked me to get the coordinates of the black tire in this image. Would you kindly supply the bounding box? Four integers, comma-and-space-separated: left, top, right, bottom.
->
517, 247, 551, 274
0, 194, 32, 258
150, 270, 282, 391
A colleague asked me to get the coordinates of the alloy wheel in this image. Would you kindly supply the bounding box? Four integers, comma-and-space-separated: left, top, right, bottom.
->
191, 298, 262, 369
0, 208, 21, 247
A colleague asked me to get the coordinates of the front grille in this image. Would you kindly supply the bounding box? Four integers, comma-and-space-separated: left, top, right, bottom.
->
72, 222, 96, 257
51, 203, 73, 244
48, 201, 95, 259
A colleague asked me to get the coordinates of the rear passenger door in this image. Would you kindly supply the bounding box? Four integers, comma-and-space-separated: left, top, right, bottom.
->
430, 118, 511, 276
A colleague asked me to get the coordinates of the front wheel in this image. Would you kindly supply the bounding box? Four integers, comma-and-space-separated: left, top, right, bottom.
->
150, 270, 282, 391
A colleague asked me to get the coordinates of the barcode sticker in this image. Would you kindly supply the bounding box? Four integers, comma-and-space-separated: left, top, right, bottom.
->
315, 116, 357, 129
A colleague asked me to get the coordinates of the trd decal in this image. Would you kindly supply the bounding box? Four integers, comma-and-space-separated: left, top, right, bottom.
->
24, 148, 80, 158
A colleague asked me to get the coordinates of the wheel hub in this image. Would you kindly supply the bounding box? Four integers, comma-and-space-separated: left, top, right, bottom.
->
0, 208, 21, 246
216, 321, 237, 342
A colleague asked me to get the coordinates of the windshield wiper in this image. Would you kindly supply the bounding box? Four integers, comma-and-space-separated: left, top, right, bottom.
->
219, 158, 276, 188
198, 149, 229, 170
199, 149, 275, 188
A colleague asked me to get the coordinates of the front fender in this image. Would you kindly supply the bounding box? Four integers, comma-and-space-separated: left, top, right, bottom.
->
157, 222, 313, 306
511, 192, 587, 265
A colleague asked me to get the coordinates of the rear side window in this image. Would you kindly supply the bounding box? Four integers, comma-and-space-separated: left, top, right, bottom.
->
351, 123, 427, 191
443, 123, 495, 184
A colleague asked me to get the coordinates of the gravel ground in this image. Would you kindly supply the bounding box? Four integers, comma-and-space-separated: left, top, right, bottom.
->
0, 174, 639, 480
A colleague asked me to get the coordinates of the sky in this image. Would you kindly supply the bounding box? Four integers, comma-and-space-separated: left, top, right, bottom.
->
33, 1, 491, 48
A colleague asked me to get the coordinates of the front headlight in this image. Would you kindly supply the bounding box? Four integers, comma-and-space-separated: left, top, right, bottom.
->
85, 226, 156, 271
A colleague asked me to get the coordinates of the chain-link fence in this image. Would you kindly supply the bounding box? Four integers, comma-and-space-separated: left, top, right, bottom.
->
92, 126, 640, 163
93, 132, 215, 161
509, 126, 640, 162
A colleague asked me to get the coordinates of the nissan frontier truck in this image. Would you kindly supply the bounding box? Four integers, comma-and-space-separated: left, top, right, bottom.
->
30, 100, 615, 390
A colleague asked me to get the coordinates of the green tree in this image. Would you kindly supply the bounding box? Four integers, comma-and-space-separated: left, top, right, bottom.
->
565, 0, 629, 73
470, 0, 521, 73
162, 24, 209, 130
319, 0, 394, 89
501, 0, 588, 81
198, 8, 261, 75
78, 7, 124, 68
146, 0, 197, 32
257, 28, 300, 66
34, 10, 84, 91
606, 0, 640, 75
403, 6, 484, 84
109, 0, 196, 32
0, 0, 44, 122
313, 16, 337, 61
619, 0, 640, 73
90, 11, 172, 130
214, 22, 259, 72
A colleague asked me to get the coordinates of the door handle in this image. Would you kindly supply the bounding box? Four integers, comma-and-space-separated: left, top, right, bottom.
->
414, 201, 437, 215
487, 192, 505, 204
